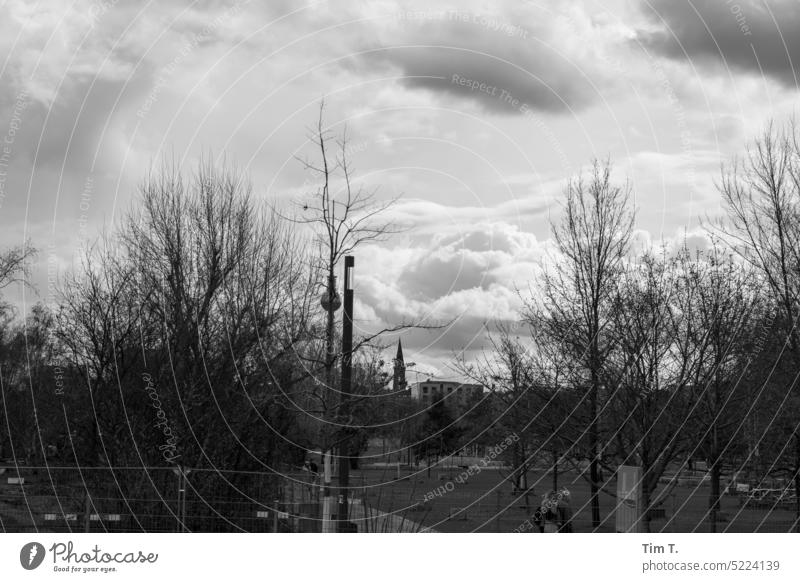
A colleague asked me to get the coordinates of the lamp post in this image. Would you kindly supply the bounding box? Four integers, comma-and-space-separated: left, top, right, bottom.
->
337, 256, 354, 532
320, 274, 341, 534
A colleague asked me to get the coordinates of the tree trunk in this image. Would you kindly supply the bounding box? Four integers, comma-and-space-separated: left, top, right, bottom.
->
641, 485, 651, 533
522, 465, 530, 509
710, 461, 721, 533
589, 373, 601, 528
709, 423, 721, 533
513, 444, 523, 494
794, 434, 800, 533
552, 450, 559, 491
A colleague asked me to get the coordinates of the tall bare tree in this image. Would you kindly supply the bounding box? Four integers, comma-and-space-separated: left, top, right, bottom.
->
290, 102, 402, 528
526, 159, 634, 528
293, 101, 399, 396
713, 120, 800, 528
677, 246, 757, 531
53, 159, 319, 529
601, 250, 709, 532
118, 159, 316, 468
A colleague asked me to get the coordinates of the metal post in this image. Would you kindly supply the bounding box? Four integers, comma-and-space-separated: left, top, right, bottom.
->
175, 467, 182, 532
320, 271, 340, 534
180, 467, 186, 532
495, 489, 501, 532
322, 451, 334, 533
337, 256, 354, 531
83, 492, 92, 533
175, 465, 190, 533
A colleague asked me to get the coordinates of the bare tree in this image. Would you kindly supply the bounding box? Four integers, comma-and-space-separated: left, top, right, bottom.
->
0, 243, 36, 290
526, 159, 634, 528
601, 250, 705, 532
0, 242, 40, 458
117, 158, 316, 468
292, 101, 400, 395
0, 303, 58, 464
676, 245, 757, 531
289, 102, 404, 526
526, 326, 583, 493
712, 120, 800, 528
54, 159, 319, 531
56, 243, 143, 466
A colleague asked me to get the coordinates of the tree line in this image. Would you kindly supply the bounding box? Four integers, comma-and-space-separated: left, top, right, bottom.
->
457, 122, 800, 532
2, 117, 800, 533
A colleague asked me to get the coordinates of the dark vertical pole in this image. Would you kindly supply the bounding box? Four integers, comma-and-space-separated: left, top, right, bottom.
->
495, 489, 501, 532
552, 450, 559, 492
177, 466, 189, 533
176, 467, 183, 532
338, 256, 354, 531
323, 271, 336, 533
83, 492, 92, 533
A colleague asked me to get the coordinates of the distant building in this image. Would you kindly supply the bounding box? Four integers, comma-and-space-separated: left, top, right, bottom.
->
409, 378, 483, 413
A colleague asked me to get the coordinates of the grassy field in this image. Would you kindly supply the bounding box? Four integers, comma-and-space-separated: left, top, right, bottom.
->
349, 465, 798, 533
2, 463, 796, 533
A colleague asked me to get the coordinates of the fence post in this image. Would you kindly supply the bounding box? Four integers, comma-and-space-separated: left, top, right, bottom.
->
83, 492, 92, 533
173, 465, 190, 532
495, 490, 502, 532
180, 467, 190, 532
289, 481, 295, 532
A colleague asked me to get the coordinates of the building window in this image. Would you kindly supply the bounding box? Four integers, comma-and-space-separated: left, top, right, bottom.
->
422, 386, 428, 394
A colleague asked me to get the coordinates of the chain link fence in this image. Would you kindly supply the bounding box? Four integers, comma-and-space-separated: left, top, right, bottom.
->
3, 464, 798, 532
0, 465, 298, 533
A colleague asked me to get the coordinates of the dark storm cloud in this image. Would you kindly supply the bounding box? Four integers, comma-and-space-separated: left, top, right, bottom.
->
354, 15, 602, 114
637, 0, 800, 87
368, 46, 594, 114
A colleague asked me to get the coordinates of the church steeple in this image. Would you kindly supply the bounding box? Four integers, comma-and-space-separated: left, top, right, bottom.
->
392, 339, 407, 392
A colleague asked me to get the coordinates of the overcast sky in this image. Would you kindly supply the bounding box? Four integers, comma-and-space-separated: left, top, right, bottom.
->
1, 0, 798, 376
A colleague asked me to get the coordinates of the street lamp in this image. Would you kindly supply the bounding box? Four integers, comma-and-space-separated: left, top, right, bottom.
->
337, 256, 354, 532
319, 274, 341, 534
317, 261, 356, 533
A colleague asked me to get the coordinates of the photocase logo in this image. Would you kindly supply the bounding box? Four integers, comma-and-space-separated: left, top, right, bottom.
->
20, 542, 46, 570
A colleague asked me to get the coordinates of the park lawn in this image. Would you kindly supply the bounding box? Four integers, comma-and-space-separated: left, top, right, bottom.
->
350, 466, 798, 533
